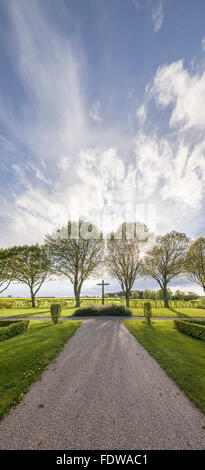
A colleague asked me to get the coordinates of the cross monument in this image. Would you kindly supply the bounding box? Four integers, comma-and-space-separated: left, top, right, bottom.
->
97, 279, 110, 305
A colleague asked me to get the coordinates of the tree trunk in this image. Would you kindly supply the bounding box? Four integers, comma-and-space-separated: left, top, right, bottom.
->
75, 293, 80, 308
30, 288, 36, 308
74, 285, 81, 308
125, 291, 130, 308
163, 285, 169, 308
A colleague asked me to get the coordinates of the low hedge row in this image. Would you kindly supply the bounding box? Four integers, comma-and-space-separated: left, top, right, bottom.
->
0, 320, 29, 342
174, 319, 205, 341
73, 305, 132, 316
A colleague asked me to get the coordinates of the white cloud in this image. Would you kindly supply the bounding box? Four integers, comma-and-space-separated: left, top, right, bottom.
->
136, 104, 147, 124
152, 60, 205, 130
134, 131, 205, 209
0, 0, 89, 163
152, 3, 164, 32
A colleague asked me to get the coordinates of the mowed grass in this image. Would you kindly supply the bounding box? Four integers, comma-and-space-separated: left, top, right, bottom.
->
131, 307, 205, 318
124, 319, 205, 414
0, 306, 205, 319
0, 320, 81, 420
0, 307, 76, 318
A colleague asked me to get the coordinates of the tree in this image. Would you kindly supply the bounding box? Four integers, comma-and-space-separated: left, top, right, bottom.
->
45, 220, 104, 307
143, 289, 156, 299
184, 237, 205, 293
132, 290, 139, 299
0, 248, 16, 294
142, 231, 189, 308
13, 244, 51, 307
106, 222, 150, 307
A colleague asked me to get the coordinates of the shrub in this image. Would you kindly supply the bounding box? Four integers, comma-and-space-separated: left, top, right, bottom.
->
143, 301, 152, 324
50, 303, 62, 324
197, 299, 205, 309
174, 319, 205, 341
0, 300, 12, 309
0, 320, 29, 342
73, 305, 132, 316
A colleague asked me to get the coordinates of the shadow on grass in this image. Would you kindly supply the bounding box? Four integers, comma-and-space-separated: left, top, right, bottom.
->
167, 308, 189, 318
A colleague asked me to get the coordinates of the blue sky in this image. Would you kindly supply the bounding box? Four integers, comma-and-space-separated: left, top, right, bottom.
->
1, 0, 205, 296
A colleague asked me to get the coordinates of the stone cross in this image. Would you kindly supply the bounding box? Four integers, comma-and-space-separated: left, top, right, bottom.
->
97, 279, 110, 305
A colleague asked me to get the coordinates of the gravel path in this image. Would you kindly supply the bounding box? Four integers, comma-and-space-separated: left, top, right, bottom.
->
0, 318, 204, 450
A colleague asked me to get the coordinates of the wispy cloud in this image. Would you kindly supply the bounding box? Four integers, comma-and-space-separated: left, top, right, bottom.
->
152, 3, 164, 32
89, 101, 102, 122
201, 37, 205, 51
1, 0, 89, 164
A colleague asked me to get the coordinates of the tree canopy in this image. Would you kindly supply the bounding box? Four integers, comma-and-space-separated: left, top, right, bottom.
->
142, 231, 189, 307
184, 237, 205, 293
106, 222, 150, 307
45, 220, 104, 307
13, 244, 51, 307
0, 248, 16, 294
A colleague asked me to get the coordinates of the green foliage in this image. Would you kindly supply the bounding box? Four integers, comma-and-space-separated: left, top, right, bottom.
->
12, 244, 51, 307
141, 231, 189, 307
74, 305, 132, 316
174, 319, 205, 341
0, 320, 29, 342
197, 299, 205, 309
132, 290, 139, 299
50, 303, 62, 324
184, 237, 205, 292
143, 301, 152, 323
45, 220, 104, 307
0, 247, 17, 294
0, 300, 12, 309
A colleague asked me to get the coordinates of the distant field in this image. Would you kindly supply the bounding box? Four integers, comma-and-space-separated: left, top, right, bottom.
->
0, 297, 202, 310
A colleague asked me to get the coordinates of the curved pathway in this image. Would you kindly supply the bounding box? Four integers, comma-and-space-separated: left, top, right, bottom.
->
0, 318, 204, 449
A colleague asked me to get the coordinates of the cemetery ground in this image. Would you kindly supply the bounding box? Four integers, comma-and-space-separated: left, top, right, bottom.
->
1, 305, 205, 319
0, 317, 204, 449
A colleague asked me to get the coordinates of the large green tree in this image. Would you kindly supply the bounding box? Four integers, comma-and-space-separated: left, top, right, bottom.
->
0, 248, 16, 294
106, 222, 150, 307
45, 220, 104, 307
184, 237, 205, 293
142, 231, 189, 308
13, 244, 51, 307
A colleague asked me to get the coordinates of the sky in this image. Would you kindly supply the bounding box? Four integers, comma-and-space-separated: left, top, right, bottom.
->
0, 0, 205, 297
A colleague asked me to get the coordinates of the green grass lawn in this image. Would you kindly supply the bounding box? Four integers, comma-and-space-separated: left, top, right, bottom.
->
123, 319, 205, 414
0, 307, 76, 318
131, 307, 205, 318
0, 320, 81, 420
0, 306, 205, 319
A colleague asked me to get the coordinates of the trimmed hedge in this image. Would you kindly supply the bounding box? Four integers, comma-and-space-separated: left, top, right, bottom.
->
143, 302, 152, 324
50, 303, 62, 324
0, 321, 29, 342
174, 319, 205, 341
73, 305, 132, 316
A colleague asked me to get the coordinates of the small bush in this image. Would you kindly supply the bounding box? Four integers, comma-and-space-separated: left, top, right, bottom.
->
0, 300, 12, 309
174, 319, 205, 341
50, 303, 62, 324
0, 320, 29, 342
197, 299, 205, 309
73, 305, 132, 316
143, 301, 152, 324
